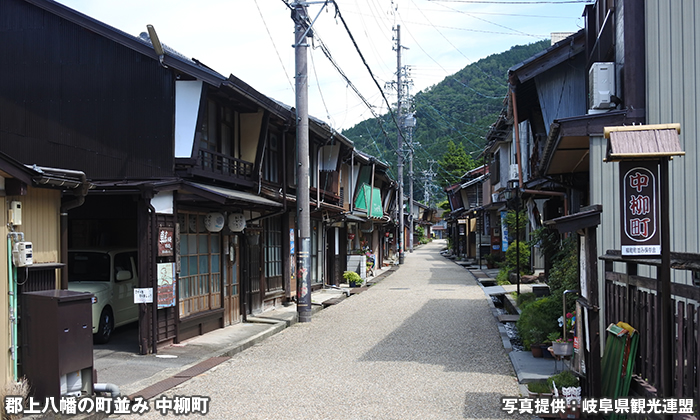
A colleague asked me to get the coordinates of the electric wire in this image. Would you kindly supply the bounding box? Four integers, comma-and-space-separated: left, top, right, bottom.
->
396, 9, 509, 99
309, 47, 333, 124
330, 1, 407, 144
311, 32, 395, 148
255, 0, 294, 91
405, 0, 511, 87
427, 0, 591, 4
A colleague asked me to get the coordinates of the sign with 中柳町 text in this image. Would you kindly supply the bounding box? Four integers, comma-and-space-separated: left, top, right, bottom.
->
620, 161, 660, 256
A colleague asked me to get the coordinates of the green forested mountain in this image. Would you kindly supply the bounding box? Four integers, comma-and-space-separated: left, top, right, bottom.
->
341, 39, 550, 202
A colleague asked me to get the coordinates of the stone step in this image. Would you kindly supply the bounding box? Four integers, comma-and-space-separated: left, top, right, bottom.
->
497, 314, 520, 323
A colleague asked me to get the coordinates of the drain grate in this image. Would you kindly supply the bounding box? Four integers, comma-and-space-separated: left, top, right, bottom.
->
129, 356, 230, 400
174, 356, 230, 378
389, 287, 410, 290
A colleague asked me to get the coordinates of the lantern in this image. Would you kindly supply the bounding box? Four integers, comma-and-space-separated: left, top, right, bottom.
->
204, 212, 225, 232
228, 213, 247, 232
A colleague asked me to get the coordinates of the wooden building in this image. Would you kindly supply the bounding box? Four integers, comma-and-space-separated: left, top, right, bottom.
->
0, 152, 89, 390
0, 0, 399, 365
483, 0, 700, 406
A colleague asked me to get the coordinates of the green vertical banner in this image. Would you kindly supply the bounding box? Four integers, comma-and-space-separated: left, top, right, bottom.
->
297, 237, 311, 322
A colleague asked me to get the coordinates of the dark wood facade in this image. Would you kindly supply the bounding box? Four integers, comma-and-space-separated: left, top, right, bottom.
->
1, 0, 399, 361
0, 0, 175, 180
0, 0, 294, 353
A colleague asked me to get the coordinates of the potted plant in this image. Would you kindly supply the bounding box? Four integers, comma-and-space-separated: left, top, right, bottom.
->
547, 370, 581, 418
548, 332, 574, 357
528, 329, 545, 358
526, 380, 552, 398
343, 271, 362, 288
485, 253, 501, 269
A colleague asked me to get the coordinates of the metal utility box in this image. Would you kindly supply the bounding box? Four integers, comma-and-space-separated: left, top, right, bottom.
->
21, 290, 94, 400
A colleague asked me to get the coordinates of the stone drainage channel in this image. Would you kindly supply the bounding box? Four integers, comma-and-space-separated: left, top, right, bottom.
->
491, 295, 524, 352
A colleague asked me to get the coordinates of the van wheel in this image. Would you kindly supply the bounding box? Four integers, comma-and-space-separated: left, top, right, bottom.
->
94, 308, 114, 344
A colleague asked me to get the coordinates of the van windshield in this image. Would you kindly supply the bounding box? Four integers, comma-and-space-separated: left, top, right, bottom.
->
68, 252, 110, 282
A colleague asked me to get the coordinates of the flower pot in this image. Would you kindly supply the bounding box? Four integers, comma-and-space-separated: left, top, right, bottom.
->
530, 344, 544, 358
542, 344, 554, 359
552, 342, 573, 356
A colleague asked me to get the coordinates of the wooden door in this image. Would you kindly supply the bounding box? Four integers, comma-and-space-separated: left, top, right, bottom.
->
244, 237, 262, 315
223, 235, 241, 325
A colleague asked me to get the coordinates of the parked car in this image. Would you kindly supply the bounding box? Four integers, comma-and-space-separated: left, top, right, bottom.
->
67, 249, 139, 343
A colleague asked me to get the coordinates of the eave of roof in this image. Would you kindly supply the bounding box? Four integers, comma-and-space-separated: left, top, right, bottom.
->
540, 110, 644, 175
508, 29, 585, 85
604, 123, 684, 162
24, 0, 228, 87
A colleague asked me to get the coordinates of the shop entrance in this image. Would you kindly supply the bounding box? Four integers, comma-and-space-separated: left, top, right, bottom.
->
224, 235, 241, 325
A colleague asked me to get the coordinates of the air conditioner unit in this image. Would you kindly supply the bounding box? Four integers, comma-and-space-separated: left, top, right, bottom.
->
589, 62, 616, 110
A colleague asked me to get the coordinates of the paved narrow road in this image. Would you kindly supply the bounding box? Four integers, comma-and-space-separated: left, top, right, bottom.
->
129, 240, 523, 419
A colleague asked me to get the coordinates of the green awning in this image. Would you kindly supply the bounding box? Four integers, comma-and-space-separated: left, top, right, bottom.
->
354, 184, 384, 218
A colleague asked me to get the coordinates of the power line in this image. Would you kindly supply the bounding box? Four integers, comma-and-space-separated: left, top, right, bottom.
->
342, 8, 581, 21
406, 0, 512, 87
413, 97, 489, 152
427, 0, 591, 4
255, 0, 294, 91
330, 1, 407, 145
308, 48, 332, 123
395, 10, 510, 99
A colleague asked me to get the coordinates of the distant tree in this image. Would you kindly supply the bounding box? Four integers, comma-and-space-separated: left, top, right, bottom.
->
342, 39, 551, 197
438, 140, 475, 188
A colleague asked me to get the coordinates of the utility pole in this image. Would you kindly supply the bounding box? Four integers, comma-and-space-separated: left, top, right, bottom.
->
293, 3, 312, 322
422, 160, 437, 208
406, 112, 416, 253
394, 25, 405, 264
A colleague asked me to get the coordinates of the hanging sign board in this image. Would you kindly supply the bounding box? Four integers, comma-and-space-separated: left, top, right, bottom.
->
620, 161, 660, 256
157, 262, 176, 308
158, 227, 174, 257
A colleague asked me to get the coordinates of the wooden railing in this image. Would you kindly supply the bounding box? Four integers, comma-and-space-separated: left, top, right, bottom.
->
601, 250, 699, 413
198, 150, 254, 183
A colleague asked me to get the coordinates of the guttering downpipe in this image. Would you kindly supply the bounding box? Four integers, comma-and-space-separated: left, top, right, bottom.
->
510, 83, 568, 216
282, 128, 288, 214
368, 160, 376, 223
350, 153, 354, 213
58, 170, 90, 289
510, 85, 524, 189
147, 201, 158, 355
316, 146, 321, 209
7, 237, 17, 380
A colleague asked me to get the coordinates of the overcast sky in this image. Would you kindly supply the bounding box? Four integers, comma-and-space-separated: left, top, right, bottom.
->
56, 0, 591, 132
